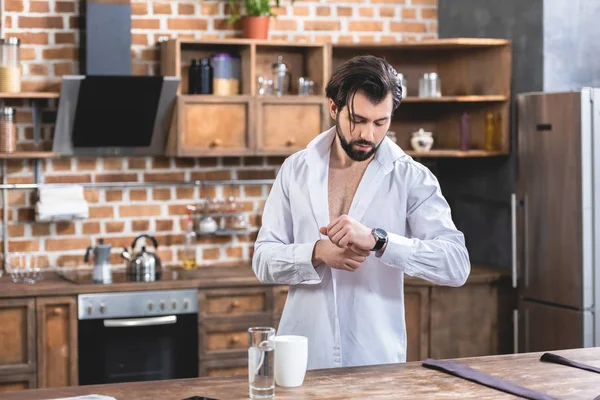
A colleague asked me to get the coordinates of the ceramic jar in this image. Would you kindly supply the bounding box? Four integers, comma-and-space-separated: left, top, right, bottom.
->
411, 128, 434, 152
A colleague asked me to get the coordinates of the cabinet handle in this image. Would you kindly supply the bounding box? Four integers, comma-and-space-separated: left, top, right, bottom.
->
230, 300, 240, 309
209, 139, 222, 148
229, 336, 241, 346
285, 138, 296, 147
51, 307, 63, 316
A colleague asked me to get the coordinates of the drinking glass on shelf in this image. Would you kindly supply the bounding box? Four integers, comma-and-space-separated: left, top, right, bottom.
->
248, 327, 276, 399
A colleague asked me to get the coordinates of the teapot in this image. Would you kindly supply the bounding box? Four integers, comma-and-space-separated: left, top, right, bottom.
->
85, 238, 112, 284
121, 234, 162, 282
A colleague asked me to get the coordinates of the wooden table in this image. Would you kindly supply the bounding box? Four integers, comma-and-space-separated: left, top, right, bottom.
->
3, 347, 600, 399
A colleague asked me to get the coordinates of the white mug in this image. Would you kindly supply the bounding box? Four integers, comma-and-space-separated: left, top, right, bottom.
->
273, 335, 308, 387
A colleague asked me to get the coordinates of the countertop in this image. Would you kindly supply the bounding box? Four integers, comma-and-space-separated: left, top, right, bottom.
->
2, 347, 599, 399
0, 264, 508, 298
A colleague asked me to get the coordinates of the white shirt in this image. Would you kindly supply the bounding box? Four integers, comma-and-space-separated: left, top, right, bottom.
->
252, 127, 471, 370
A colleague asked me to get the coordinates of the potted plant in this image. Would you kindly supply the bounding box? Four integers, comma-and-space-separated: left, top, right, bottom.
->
227, 0, 293, 39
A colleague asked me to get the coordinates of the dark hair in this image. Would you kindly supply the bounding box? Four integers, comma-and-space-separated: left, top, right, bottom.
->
325, 55, 402, 124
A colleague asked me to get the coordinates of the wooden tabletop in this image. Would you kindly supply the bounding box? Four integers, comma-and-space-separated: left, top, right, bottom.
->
3, 347, 599, 399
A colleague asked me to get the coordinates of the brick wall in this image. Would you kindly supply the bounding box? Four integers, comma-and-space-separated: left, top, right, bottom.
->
1, 0, 438, 270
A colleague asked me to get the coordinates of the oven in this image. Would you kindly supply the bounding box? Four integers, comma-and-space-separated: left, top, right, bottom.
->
77, 289, 199, 385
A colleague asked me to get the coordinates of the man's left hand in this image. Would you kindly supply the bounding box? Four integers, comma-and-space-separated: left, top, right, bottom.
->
320, 215, 376, 252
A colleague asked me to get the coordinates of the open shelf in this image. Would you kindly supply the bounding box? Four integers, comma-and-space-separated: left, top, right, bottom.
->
402, 95, 507, 103
0, 151, 58, 159
0, 92, 59, 99
405, 150, 508, 158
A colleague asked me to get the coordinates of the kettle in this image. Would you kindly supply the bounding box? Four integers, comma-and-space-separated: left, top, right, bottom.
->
84, 239, 112, 284
121, 234, 162, 282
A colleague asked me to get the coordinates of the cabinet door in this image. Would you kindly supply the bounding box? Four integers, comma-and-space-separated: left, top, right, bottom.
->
200, 358, 248, 378
168, 95, 255, 157
404, 286, 430, 362
430, 283, 498, 359
36, 296, 78, 388
0, 373, 36, 392
0, 298, 36, 376
255, 97, 330, 154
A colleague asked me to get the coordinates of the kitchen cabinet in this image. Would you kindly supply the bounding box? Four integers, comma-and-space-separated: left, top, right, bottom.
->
404, 286, 430, 362
0, 298, 36, 377
0, 374, 36, 392
35, 296, 78, 388
166, 96, 255, 157
0, 266, 511, 392
255, 96, 330, 154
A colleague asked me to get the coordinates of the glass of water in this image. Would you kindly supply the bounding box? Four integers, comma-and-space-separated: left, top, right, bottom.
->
248, 327, 275, 399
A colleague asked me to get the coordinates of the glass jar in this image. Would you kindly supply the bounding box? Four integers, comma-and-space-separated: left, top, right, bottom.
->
0, 38, 21, 93
397, 72, 407, 98
0, 107, 16, 153
211, 53, 240, 96
272, 55, 291, 96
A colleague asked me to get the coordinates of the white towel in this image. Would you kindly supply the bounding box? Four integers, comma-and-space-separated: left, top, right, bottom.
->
35, 185, 89, 222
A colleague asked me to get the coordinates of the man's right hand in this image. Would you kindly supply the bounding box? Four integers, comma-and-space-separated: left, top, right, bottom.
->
311, 239, 369, 272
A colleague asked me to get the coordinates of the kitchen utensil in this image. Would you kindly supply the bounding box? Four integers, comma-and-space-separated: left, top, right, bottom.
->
121, 234, 162, 282
272, 55, 291, 96
298, 77, 314, 96
0, 106, 16, 153
257, 76, 273, 95
397, 72, 407, 98
212, 53, 240, 96
248, 327, 276, 399
0, 37, 21, 93
411, 128, 434, 152
85, 238, 112, 284
418, 72, 441, 97
3, 252, 45, 284
273, 335, 308, 388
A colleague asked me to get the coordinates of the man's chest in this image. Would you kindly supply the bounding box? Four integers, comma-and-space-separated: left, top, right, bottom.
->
327, 168, 366, 220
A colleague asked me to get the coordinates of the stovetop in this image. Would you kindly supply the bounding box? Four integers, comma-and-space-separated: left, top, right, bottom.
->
57, 268, 182, 285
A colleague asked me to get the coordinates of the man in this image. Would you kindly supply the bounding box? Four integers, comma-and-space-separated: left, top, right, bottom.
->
252, 55, 470, 370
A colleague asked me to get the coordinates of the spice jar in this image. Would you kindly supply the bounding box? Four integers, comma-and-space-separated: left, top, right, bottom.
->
211, 53, 240, 96
0, 107, 16, 153
0, 38, 21, 93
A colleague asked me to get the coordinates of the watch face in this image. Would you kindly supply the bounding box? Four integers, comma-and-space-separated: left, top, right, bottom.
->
374, 228, 387, 240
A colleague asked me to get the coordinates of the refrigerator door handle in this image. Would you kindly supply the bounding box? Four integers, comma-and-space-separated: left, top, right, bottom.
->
523, 194, 529, 288
511, 193, 517, 288
513, 309, 519, 354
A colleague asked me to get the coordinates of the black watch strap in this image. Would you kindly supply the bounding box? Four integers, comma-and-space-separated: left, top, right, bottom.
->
371, 228, 388, 251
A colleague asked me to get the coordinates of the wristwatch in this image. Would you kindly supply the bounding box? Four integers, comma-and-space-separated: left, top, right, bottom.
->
371, 228, 388, 252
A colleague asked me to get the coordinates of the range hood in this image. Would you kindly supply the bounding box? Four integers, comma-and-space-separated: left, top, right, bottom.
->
52, 0, 179, 156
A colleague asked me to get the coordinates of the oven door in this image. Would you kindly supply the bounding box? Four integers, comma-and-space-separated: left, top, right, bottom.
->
78, 313, 199, 385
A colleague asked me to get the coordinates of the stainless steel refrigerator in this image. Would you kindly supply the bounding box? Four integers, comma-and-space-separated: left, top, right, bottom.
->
513, 88, 600, 353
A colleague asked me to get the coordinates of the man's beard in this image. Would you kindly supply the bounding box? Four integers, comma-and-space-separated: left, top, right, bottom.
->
335, 122, 380, 162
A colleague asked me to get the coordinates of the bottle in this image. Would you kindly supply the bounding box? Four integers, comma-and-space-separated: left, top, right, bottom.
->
485, 112, 495, 151
188, 59, 199, 94
460, 112, 470, 151
198, 58, 213, 94
182, 206, 197, 270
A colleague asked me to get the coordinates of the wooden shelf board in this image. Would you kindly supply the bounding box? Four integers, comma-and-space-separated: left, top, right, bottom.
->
402, 95, 507, 103
179, 38, 324, 48
0, 151, 59, 159
0, 92, 59, 99
405, 150, 508, 158
333, 38, 510, 50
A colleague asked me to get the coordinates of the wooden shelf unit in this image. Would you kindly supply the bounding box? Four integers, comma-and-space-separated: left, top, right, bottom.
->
161, 38, 512, 158
331, 40, 512, 155
161, 38, 331, 157
0, 152, 58, 160
0, 92, 59, 99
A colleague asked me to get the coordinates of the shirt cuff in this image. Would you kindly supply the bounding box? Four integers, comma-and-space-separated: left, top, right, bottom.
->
293, 242, 322, 283
378, 232, 414, 269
